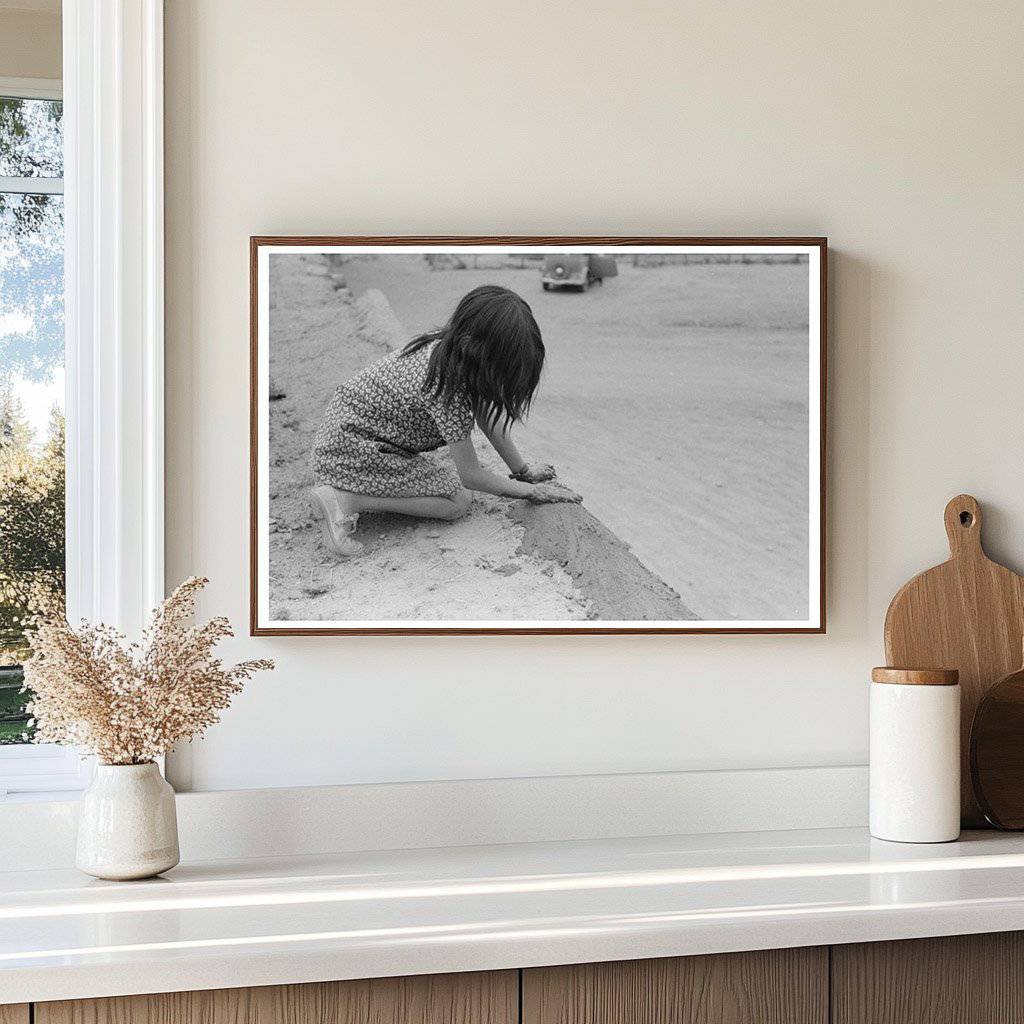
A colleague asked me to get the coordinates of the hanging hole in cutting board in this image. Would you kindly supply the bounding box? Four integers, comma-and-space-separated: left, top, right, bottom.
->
889, 493, 1023, 827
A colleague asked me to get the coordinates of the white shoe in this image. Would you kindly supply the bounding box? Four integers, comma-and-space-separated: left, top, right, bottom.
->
309, 486, 364, 558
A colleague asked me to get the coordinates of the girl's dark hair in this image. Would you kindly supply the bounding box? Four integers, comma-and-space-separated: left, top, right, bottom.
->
402, 285, 544, 429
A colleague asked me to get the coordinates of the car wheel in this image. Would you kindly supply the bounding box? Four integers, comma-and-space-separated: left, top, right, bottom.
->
542, 282, 550, 291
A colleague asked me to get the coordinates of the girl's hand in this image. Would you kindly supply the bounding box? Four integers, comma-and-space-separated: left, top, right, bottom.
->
510, 462, 556, 483
528, 482, 582, 505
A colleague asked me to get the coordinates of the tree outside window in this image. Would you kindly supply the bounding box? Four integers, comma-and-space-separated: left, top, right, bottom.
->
0, 93, 65, 744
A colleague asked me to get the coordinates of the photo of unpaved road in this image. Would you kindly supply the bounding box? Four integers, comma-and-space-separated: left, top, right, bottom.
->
264, 251, 806, 626
341, 255, 810, 620
265, 254, 697, 623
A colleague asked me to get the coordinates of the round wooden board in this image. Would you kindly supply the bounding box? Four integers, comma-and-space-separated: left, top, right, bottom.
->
971, 665, 1024, 829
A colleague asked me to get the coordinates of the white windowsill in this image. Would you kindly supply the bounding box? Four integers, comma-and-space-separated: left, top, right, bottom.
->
0, 744, 93, 801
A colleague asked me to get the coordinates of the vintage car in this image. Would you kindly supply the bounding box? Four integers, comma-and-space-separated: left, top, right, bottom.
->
541, 254, 618, 291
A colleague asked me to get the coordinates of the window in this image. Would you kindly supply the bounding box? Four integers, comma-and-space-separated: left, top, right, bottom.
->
0, 77, 84, 798
0, 5, 166, 800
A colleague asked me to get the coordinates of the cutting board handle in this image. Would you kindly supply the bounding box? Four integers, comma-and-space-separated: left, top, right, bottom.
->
944, 493, 983, 559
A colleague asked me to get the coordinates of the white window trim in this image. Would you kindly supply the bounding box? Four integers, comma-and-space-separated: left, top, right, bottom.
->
0, 76, 61, 101
0, 743, 92, 800
0, 2, 165, 800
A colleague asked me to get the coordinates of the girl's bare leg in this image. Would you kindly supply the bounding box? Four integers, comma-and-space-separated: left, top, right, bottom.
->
336, 488, 472, 522
310, 486, 473, 561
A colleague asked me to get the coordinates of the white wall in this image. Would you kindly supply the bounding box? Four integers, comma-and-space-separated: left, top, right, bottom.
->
0, 2, 61, 80
164, 0, 1024, 792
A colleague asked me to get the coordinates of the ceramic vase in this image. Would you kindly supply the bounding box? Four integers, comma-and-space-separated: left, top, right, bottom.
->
76, 762, 180, 880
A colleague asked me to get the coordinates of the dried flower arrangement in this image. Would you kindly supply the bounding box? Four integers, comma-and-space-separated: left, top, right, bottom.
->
23, 577, 273, 765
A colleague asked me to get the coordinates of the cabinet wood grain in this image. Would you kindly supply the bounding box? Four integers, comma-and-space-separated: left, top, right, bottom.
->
833, 932, 1024, 1024
35, 971, 517, 1024
523, 948, 828, 1024
0, 1007, 29, 1024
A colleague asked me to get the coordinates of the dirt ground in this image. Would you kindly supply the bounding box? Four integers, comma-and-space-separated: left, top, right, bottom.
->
341, 256, 811, 620
265, 254, 695, 623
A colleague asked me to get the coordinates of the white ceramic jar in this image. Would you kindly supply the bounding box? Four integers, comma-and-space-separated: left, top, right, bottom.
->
870, 667, 960, 843
76, 762, 180, 880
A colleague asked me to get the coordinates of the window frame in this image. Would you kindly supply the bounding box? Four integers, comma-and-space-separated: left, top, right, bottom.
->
0, 74, 77, 795
0, 77, 61, 101
0, 0, 165, 801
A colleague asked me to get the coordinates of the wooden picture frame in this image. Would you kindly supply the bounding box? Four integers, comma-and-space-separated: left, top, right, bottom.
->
250, 236, 827, 635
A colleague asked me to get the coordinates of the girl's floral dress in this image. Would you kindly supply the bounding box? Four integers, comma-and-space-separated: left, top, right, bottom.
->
311, 342, 474, 498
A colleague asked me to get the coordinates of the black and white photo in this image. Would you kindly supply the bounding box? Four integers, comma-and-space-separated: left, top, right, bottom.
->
251, 238, 825, 634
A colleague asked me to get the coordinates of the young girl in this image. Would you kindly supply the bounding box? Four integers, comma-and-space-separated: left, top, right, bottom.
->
309, 284, 581, 557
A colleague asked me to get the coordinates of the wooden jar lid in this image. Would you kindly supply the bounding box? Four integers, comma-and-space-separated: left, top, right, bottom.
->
871, 667, 960, 686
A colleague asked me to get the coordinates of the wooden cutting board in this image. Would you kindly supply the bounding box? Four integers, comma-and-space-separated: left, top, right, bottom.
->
884, 494, 1024, 827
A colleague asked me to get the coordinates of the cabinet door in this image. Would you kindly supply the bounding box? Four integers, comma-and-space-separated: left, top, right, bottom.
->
36, 970, 517, 1024
833, 932, 1024, 1024
0, 1007, 29, 1024
523, 949, 828, 1024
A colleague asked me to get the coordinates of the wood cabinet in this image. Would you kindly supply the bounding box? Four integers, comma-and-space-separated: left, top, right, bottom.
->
34, 971, 517, 1024
833, 932, 1024, 1024
17, 932, 1024, 1024
522, 948, 827, 1024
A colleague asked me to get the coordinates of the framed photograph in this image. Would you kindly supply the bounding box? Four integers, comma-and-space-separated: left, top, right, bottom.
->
250, 236, 826, 635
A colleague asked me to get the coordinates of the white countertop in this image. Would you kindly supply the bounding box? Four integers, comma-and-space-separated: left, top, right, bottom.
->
4, 826, 1024, 1004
